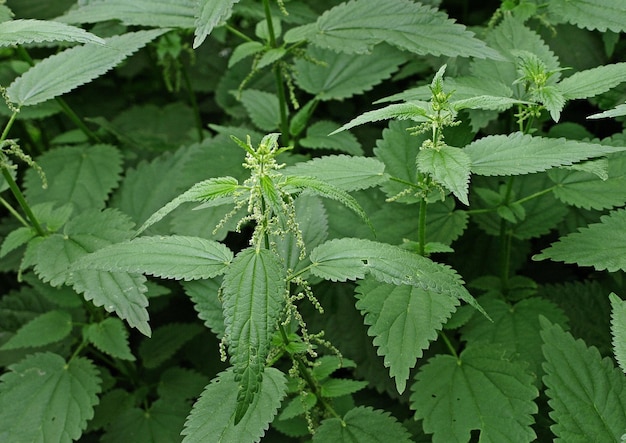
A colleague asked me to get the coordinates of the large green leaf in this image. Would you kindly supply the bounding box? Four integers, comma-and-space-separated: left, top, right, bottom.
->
182, 279, 225, 338
74, 235, 234, 280
535, 208, 626, 272
138, 322, 203, 369
417, 145, 471, 205
194, 0, 240, 48
547, 0, 626, 32
0, 19, 105, 46
221, 248, 286, 424
541, 318, 626, 441
313, 406, 412, 443
24, 144, 122, 211
84, 317, 135, 361
465, 132, 626, 176
557, 63, 626, 100
610, 293, 626, 374
284, 0, 499, 59
182, 367, 287, 443
7, 29, 166, 106
294, 44, 406, 101
411, 346, 538, 442
283, 155, 385, 192
355, 278, 459, 394
240, 89, 281, 132
57, 0, 196, 28
0, 353, 101, 443
0, 310, 72, 350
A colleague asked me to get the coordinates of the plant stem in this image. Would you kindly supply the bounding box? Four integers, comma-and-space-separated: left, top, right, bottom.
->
418, 198, 427, 256
439, 330, 459, 360
0, 196, 29, 227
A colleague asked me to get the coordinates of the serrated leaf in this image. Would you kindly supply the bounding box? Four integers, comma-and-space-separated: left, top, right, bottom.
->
0, 19, 105, 47
0, 310, 72, 350
194, 0, 239, 49
158, 367, 208, 402
547, 0, 626, 32
24, 144, 122, 211
182, 367, 287, 443
331, 102, 429, 134
57, 0, 196, 28
139, 323, 203, 369
313, 406, 412, 443
221, 248, 286, 424
320, 378, 368, 397
183, 279, 225, 338
283, 155, 385, 191
451, 95, 526, 111
588, 103, 626, 120
465, 132, 626, 176
294, 44, 406, 101
299, 121, 363, 155
355, 278, 459, 394
284, 0, 499, 59
84, 317, 134, 361
417, 146, 471, 205
558, 63, 626, 100
0, 353, 101, 443
240, 89, 281, 132
538, 208, 626, 271
228, 41, 265, 68
0, 226, 36, 258
540, 318, 626, 442
7, 29, 166, 106
411, 346, 538, 442
75, 235, 234, 280
610, 293, 626, 374
310, 238, 482, 315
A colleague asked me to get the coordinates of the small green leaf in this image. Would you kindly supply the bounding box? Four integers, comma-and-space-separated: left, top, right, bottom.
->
182, 368, 287, 443
299, 121, 363, 155
465, 132, 626, 176
194, 0, 240, 48
139, 323, 203, 369
534, 208, 626, 272
610, 293, 626, 374
541, 317, 626, 442
75, 235, 234, 280
547, 0, 626, 32
313, 406, 412, 443
557, 62, 626, 100
0, 227, 36, 258
356, 278, 460, 394
0, 353, 101, 443
183, 279, 225, 338
158, 367, 208, 402
588, 103, 626, 120
84, 317, 135, 361
417, 145, 471, 205
411, 346, 538, 442
331, 102, 429, 134
240, 89, 281, 132
221, 248, 287, 424
228, 41, 265, 68
0, 310, 72, 350
7, 29, 167, 107
0, 19, 105, 47
320, 378, 368, 397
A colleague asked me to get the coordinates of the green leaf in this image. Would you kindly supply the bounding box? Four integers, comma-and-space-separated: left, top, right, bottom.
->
588, 103, 626, 120
313, 406, 412, 443
547, 0, 626, 32
540, 318, 626, 442
355, 278, 459, 394
182, 368, 287, 443
310, 238, 482, 315
557, 63, 626, 100
221, 248, 286, 424
535, 208, 626, 272
136, 176, 240, 235
283, 155, 385, 191
240, 89, 281, 132
284, 0, 500, 59
320, 378, 368, 397
75, 235, 234, 280
0, 226, 36, 258
57, 0, 196, 28
465, 132, 626, 176
24, 144, 122, 211
194, 0, 240, 48
299, 121, 363, 155
417, 145, 471, 205
139, 323, 203, 369
610, 293, 626, 374
84, 317, 134, 361
183, 279, 225, 338
0, 353, 101, 443
228, 41, 265, 68
0, 19, 105, 47
331, 102, 429, 134
411, 346, 538, 442
294, 44, 406, 101
158, 367, 208, 402
7, 29, 166, 106
0, 310, 72, 350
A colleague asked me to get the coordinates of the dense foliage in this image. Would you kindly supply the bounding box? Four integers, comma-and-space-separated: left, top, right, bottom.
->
1, 0, 626, 441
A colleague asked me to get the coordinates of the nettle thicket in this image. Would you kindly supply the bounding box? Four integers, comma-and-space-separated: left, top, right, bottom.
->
1, 0, 626, 442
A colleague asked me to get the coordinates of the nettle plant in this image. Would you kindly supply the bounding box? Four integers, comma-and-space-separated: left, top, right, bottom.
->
2, 0, 626, 442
